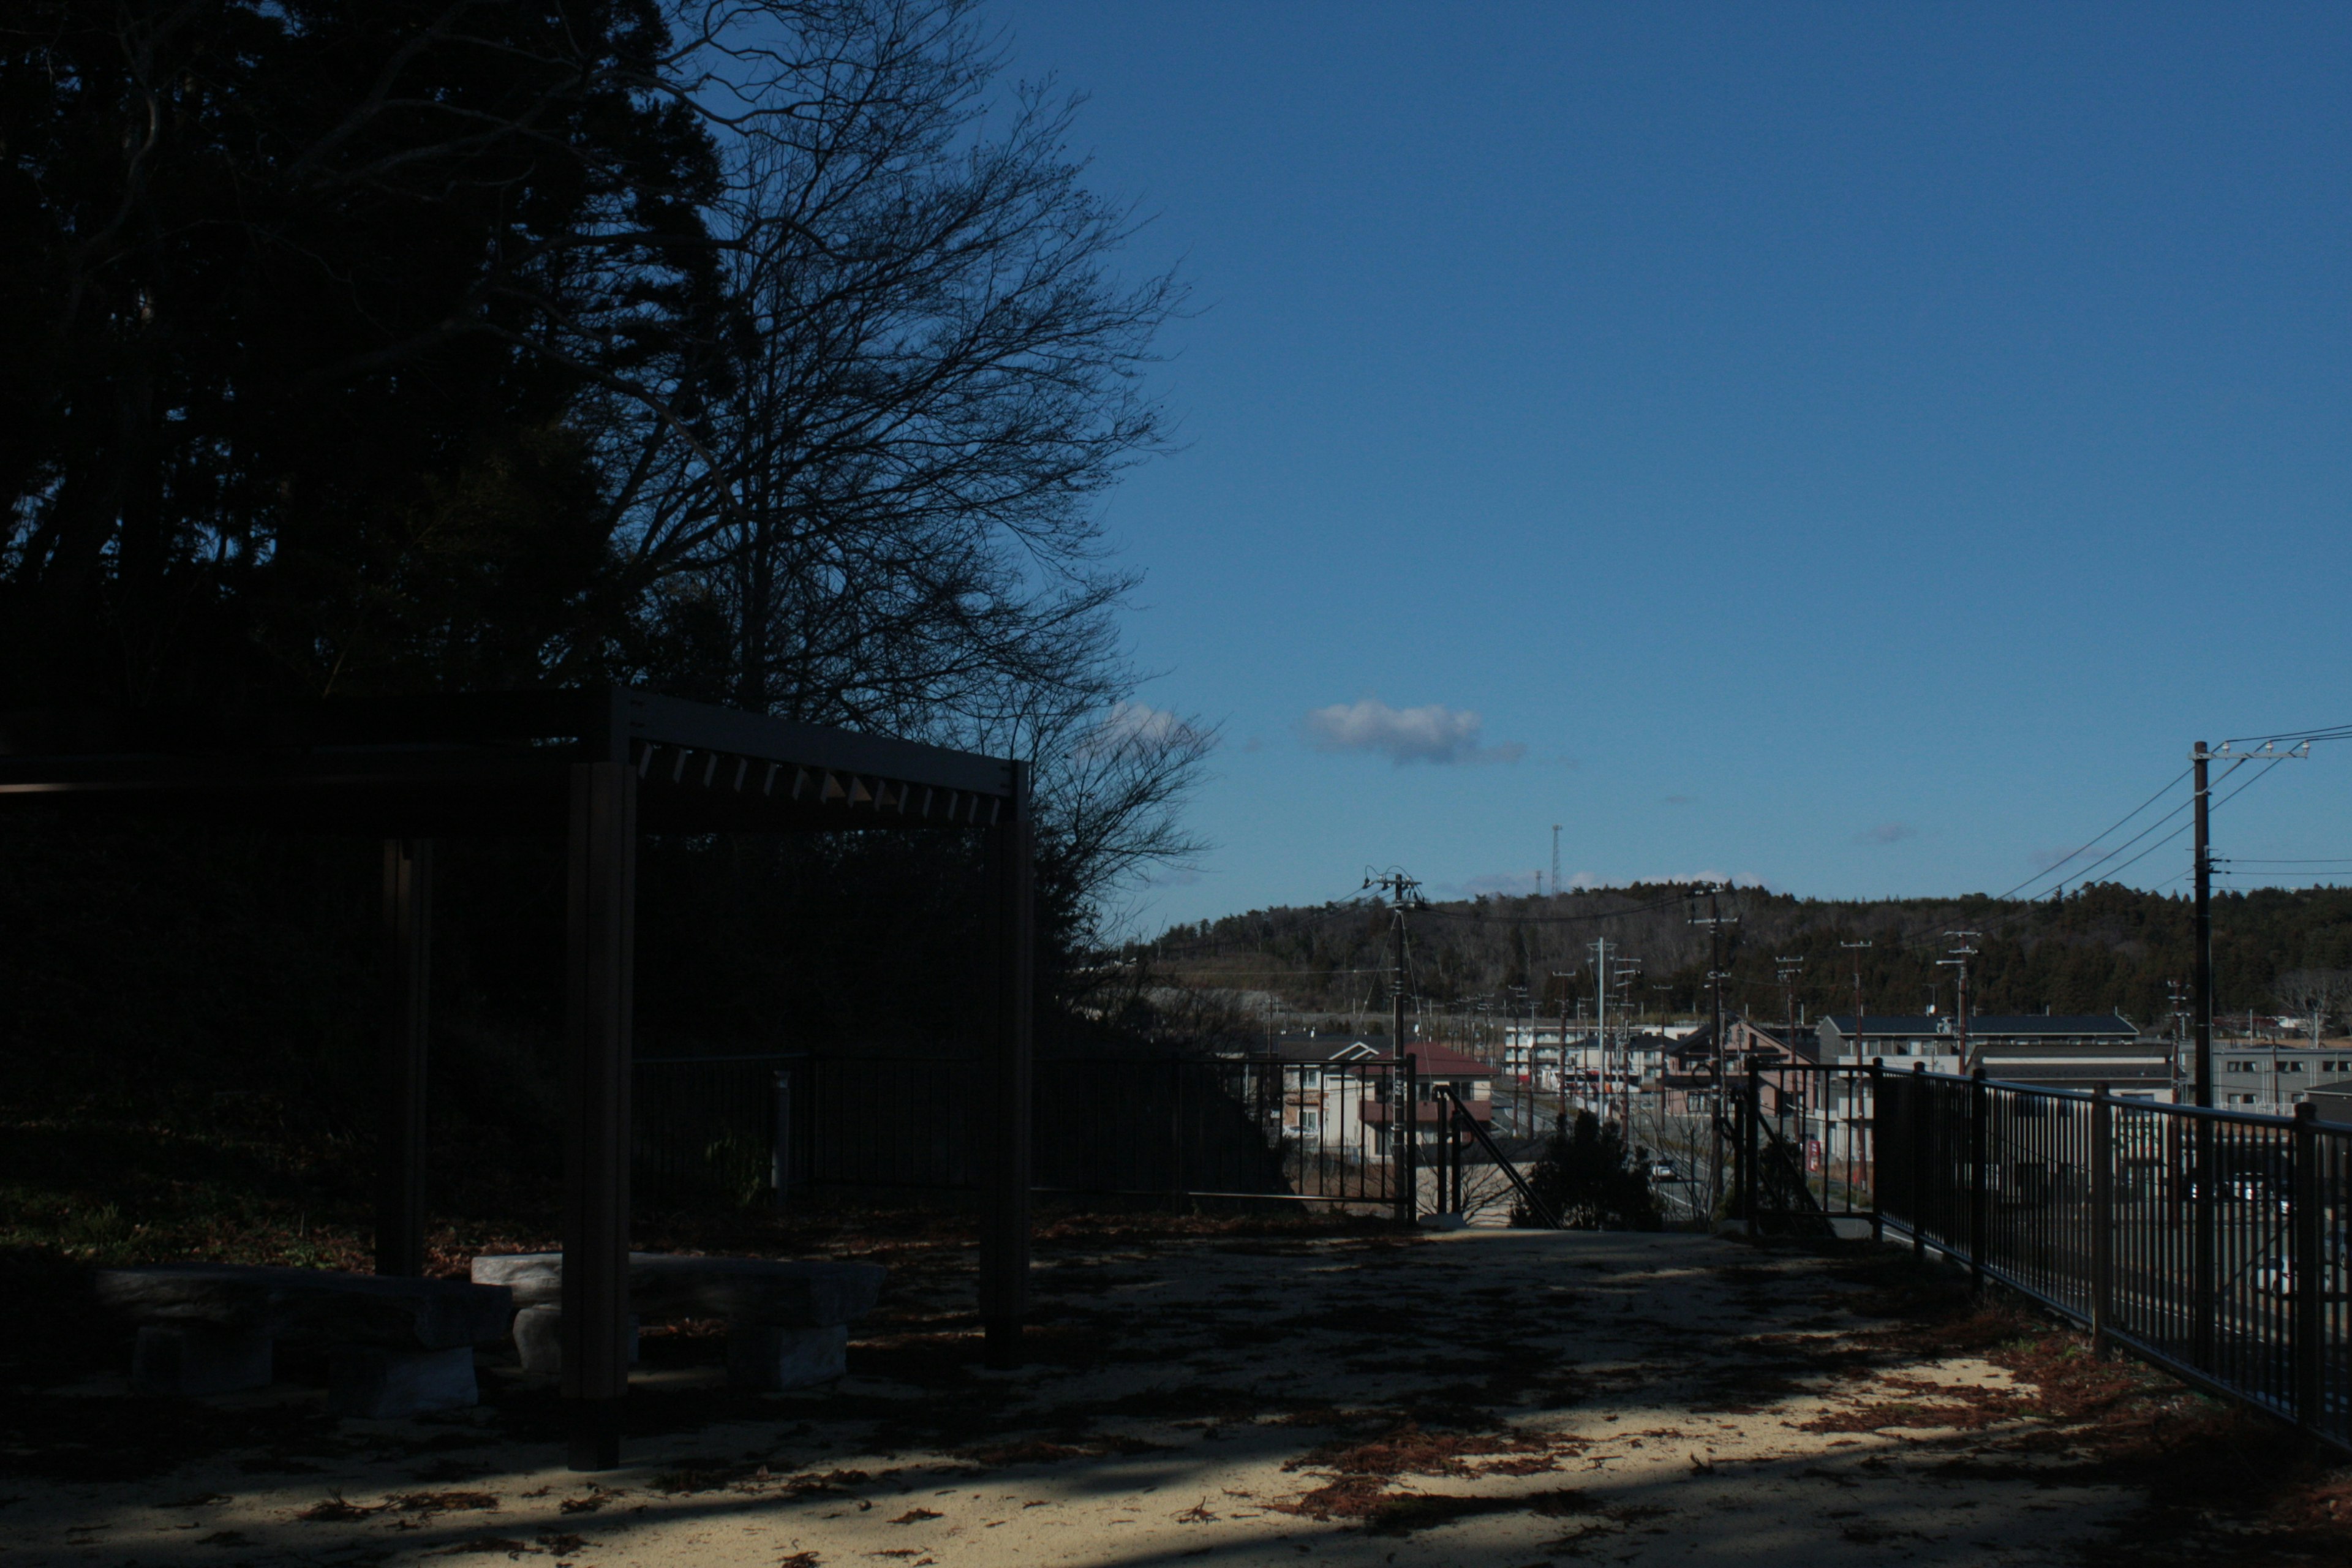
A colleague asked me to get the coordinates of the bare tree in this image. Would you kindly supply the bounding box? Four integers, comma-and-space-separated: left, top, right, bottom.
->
589, 1, 1205, 911
588, 2, 1182, 730
2274, 969, 2352, 1047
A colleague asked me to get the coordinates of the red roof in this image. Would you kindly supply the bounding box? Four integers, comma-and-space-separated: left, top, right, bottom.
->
1355, 1043, 1497, 1077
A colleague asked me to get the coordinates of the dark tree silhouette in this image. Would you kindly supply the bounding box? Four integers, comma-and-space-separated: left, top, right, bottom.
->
1512, 1111, 1661, 1232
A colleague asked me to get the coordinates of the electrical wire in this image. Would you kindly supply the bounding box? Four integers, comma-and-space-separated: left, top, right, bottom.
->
1988, 764, 2193, 903
2222, 720, 2352, 748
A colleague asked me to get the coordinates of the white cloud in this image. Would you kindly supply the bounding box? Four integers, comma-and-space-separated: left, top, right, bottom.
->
1857, 822, 1917, 846
1301, 697, 1525, 766
1082, 701, 1213, 756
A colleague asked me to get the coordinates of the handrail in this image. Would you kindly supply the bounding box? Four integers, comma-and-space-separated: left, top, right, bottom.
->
1792, 1060, 2311, 1128
1441, 1085, 1562, 1229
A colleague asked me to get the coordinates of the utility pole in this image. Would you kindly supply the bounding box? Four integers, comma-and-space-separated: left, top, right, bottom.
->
2190, 739, 2307, 1102
1590, 938, 1610, 1123
1548, 971, 1577, 1123
1363, 867, 1427, 1225
1941, 932, 1980, 1071
2193, 743, 2212, 1109
1841, 938, 1872, 1050
2166, 979, 2188, 1099
1775, 956, 1806, 1052
1615, 956, 1643, 1127
1690, 884, 1737, 1210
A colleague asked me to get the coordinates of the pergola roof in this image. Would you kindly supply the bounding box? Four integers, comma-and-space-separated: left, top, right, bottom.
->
0, 685, 1020, 834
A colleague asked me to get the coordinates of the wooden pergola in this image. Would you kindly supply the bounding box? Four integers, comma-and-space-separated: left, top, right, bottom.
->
0, 685, 1034, 1469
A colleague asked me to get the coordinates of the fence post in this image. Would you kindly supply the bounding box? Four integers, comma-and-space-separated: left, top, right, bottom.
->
1867, 1059, 1884, 1243
1743, 1060, 1762, 1233
2294, 1101, 2323, 1431
1969, 1066, 1989, 1292
2193, 1107, 2216, 1370
2090, 1082, 2112, 1359
1910, 1061, 1926, 1261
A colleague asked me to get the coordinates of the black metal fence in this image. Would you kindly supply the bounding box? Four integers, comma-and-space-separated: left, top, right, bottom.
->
1875, 1064, 2352, 1449
634, 1053, 1540, 1212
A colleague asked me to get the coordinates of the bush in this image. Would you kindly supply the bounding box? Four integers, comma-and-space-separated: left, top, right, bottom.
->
1511, 1111, 1661, 1231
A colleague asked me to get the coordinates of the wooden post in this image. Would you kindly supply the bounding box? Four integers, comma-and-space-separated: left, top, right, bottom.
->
2293, 1102, 2323, 1430
562, 761, 636, 1471
981, 763, 1033, 1369
2091, 1082, 2113, 1359
376, 839, 432, 1278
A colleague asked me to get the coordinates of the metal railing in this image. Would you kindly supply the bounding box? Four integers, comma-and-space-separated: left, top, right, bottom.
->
1875, 1063, 2351, 1449
635, 1053, 1532, 1212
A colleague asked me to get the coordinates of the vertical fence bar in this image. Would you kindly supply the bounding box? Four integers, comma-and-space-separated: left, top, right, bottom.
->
1910, 1062, 1926, 1259
1743, 1061, 1761, 1232
2092, 1083, 2113, 1359
1170, 1057, 1186, 1202
2295, 1102, 2323, 1430
2195, 1108, 2217, 1371
780, 1067, 809, 1213
1868, 1060, 1884, 1242
1968, 1067, 1988, 1291
1398, 1054, 1419, 1225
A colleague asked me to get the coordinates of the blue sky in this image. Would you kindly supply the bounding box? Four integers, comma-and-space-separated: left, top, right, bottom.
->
986, 2, 2352, 932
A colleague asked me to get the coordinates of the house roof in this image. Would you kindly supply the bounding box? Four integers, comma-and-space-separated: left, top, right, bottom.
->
1251, 1035, 1495, 1077
1822, 1014, 2136, 1039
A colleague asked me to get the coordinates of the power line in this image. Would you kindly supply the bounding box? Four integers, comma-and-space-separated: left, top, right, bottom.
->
1989, 765, 2192, 903
2222, 720, 2352, 748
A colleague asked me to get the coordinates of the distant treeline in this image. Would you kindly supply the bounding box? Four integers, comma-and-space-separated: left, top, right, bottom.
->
1135, 883, 2352, 1031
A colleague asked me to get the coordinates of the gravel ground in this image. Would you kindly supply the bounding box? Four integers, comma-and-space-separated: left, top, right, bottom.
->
7, 1226, 2348, 1567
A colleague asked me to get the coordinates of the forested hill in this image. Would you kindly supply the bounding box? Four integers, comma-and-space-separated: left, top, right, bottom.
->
1134, 883, 2352, 1030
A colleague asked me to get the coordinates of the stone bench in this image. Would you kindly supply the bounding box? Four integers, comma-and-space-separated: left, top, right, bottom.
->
469, 1253, 884, 1391
94, 1264, 514, 1419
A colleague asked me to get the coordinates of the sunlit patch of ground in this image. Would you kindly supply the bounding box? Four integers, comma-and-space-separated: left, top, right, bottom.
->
6, 1226, 2348, 1567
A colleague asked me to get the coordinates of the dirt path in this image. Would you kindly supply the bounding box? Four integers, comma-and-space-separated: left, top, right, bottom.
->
8, 1229, 2345, 1567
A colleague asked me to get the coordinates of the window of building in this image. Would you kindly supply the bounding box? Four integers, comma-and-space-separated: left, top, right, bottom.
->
2280, 1060, 2305, 1073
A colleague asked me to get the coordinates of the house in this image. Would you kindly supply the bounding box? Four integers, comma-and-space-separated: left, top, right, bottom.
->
1814, 1013, 2169, 1100
1499, 1020, 1703, 1091
2211, 1043, 2352, 1113
1247, 1033, 1494, 1159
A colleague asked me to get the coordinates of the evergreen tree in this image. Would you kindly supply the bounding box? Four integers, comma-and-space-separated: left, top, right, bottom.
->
1512, 1111, 1662, 1231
